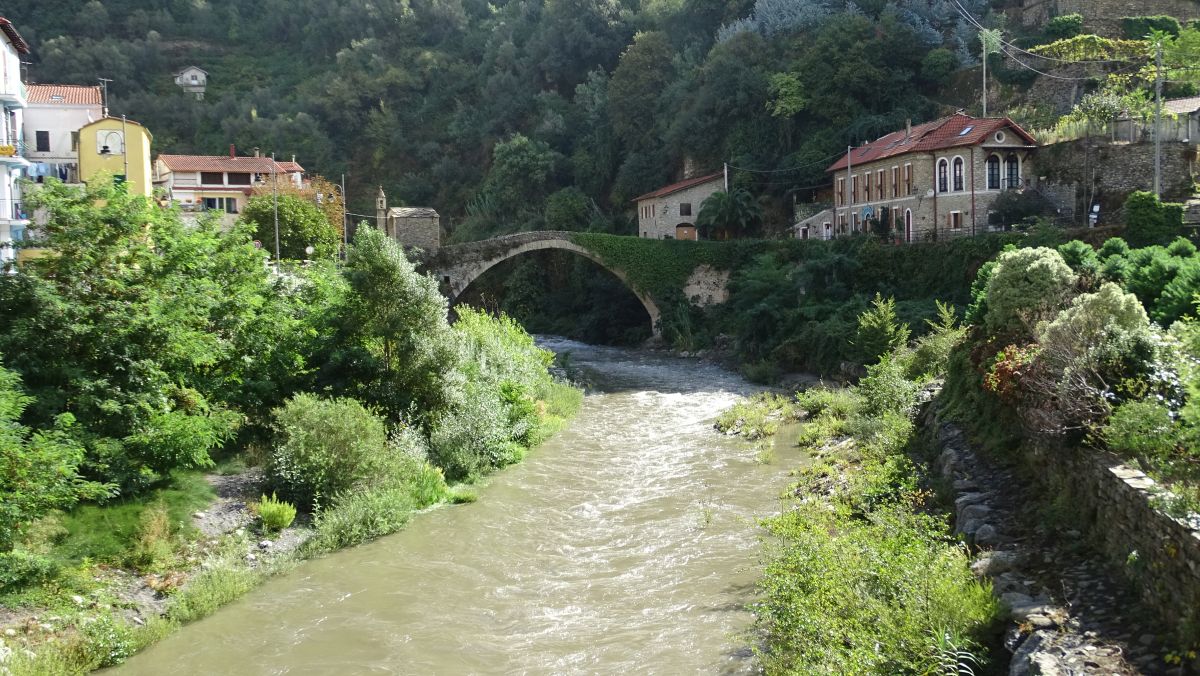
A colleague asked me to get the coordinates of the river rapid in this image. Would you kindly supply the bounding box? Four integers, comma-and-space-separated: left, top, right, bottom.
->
113, 338, 802, 675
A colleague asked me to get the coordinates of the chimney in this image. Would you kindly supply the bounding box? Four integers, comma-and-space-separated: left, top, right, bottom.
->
253, 147, 260, 158
682, 156, 698, 180
905, 119, 912, 142
229, 144, 235, 158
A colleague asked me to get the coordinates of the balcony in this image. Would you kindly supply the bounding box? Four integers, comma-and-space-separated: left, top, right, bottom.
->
0, 80, 27, 107
0, 141, 28, 166
0, 199, 28, 223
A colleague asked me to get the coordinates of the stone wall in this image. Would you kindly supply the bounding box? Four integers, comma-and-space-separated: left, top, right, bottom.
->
1025, 441, 1200, 633
1008, 0, 1200, 35
636, 179, 722, 240
1034, 138, 1197, 217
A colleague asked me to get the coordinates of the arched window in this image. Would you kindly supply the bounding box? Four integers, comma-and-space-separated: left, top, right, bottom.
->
952, 157, 964, 191
1005, 153, 1020, 189
937, 159, 949, 193
987, 155, 1001, 190
904, 209, 913, 243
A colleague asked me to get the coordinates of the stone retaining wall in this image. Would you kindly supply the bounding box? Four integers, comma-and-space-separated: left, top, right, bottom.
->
1025, 442, 1200, 633
1035, 138, 1197, 217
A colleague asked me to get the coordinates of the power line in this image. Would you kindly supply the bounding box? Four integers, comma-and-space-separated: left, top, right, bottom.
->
725, 152, 842, 174
948, 0, 1138, 65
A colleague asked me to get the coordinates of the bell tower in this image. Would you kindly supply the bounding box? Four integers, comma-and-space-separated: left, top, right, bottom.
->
376, 186, 388, 235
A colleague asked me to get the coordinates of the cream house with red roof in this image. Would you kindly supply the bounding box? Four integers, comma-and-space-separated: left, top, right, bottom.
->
154, 150, 304, 227
634, 172, 723, 240
809, 113, 1038, 243
22, 84, 103, 184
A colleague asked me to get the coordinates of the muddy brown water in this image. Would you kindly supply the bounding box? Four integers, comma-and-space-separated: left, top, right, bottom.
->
112, 339, 803, 675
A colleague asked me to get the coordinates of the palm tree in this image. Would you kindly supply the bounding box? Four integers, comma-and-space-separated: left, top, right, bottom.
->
696, 188, 762, 239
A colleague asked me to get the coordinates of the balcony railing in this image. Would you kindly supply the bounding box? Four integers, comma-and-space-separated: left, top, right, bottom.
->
0, 140, 26, 161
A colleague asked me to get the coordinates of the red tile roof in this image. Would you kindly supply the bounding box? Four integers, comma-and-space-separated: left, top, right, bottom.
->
827, 113, 1038, 173
0, 18, 29, 55
27, 84, 103, 106
158, 154, 304, 174
632, 172, 723, 203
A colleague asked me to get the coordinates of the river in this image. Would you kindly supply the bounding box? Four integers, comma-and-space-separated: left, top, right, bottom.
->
113, 339, 801, 675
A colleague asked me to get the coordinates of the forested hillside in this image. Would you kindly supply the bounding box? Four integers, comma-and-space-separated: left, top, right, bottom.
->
12, 0, 996, 238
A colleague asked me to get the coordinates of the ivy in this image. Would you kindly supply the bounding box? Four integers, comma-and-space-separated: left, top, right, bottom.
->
1029, 34, 1149, 62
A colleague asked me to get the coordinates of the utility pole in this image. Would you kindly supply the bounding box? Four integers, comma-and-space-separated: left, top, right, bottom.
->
981, 46, 987, 117
340, 173, 348, 258
271, 153, 280, 266
120, 115, 128, 185
723, 162, 728, 192
846, 144, 853, 234
1154, 38, 1164, 197
98, 77, 112, 117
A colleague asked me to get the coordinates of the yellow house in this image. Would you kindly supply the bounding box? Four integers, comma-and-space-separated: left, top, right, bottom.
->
77, 117, 153, 197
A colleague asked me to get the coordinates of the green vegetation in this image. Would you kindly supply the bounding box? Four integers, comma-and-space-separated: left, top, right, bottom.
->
242, 193, 341, 260
748, 299, 1002, 673
0, 181, 578, 670
254, 493, 297, 532
714, 393, 800, 439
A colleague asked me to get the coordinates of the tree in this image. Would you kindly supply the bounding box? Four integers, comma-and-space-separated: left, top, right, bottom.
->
479, 134, 562, 223
0, 179, 258, 493
242, 194, 340, 260
1124, 191, 1184, 248
697, 188, 763, 239
544, 187, 591, 230
855, 294, 911, 364
608, 32, 676, 148
0, 360, 108, 552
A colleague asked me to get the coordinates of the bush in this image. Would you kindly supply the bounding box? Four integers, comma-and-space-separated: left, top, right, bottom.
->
1098, 236, 1130, 259
988, 190, 1055, 229
908, 301, 967, 380
859, 354, 923, 418
920, 48, 958, 84
1124, 191, 1183, 248
266, 393, 399, 510
0, 550, 61, 592
1121, 15, 1181, 39
983, 247, 1077, 337
167, 561, 262, 624
855, 294, 911, 365
254, 493, 297, 531
1044, 13, 1084, 40
128, 502, 175, 572
242, 194, 340, 260
1102, 399, 1180, 463
1057, 240, 1100, 277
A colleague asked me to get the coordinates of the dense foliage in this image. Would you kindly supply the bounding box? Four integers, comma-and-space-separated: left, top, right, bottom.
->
12, 0, 1000, 238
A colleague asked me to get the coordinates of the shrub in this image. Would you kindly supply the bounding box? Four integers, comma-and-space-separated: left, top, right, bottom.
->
983, 247, 1077, 337
1057, 240, 1100, 277
988, 190, 1054, 229
1124, 191, 1183, 248
908, 301, 967, 379
1152, 257, 1200, 324
255, 493, 297, 532
1102, 399, 1180, 464
859, 353, 923, 418
167, 561, 262, 624
305, 481, 423, 553
1098, 236, 1130, 259
1121, 15, 1181, 39
128, 502, 175, 572
242, 194, 340, 260
1044, 13, 1084, 40
855, 294, 911, 365
266, 393, 398, 510
920, 48, 958, 84
0, 550, 61, 592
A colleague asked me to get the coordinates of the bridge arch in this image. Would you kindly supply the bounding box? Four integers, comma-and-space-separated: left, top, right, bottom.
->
432, 233, 661, 337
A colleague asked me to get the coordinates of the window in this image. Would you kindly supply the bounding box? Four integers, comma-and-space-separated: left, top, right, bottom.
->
891, 167, 899, 198
904, 163, 913, 195
987, 155, 1001, 190
799, 226, 809, 240
865, 173, 872, 201
949, 211, 963, 230
96, 130, 123, 155
937, 159, 949, 193
202, 197, 239, 214
904, 209, 912, 242
201, 172, 223, 185
679, 202, 692, 217
952, 157, 964, 191
227, 172, 252, 186
1005, 153, 1020, 189
71, 131, 79, 152
35, 131, 50, 152
836, 177, 845, 206
851, 175, 859, 203
877, 170, 885, 201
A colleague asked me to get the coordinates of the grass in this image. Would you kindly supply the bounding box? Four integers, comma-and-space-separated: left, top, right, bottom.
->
50, 472, 216, 567
715, 392, 801, 439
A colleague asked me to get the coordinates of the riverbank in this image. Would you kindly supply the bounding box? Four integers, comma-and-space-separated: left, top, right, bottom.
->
1, 381, 580, 675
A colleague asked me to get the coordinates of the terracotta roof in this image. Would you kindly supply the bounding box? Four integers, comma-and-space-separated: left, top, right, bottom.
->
158, 154, 303, 174
631, 172, 724, 203
27, 84, 103, 106
827, 114, 1038, 173
1165, 96, 1200, 115
0, 18, 29, 55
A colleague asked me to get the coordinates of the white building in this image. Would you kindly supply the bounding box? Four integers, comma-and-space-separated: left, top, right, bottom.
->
154, 150, 304, 228
0, 17, 30, 269
173, 66, 207, 99
22, 84, 103, 185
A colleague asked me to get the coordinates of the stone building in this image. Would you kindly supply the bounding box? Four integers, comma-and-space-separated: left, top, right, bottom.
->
816, 113, 1038, 242
174, 66, 207, 99
375, 187, 440, 251
633, 172, 723, 240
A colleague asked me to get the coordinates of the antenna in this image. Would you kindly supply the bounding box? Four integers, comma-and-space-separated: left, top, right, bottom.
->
98, 77, 113, 117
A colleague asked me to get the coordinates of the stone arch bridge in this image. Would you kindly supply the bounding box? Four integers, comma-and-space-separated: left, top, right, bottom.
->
424, 231, 667, 336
